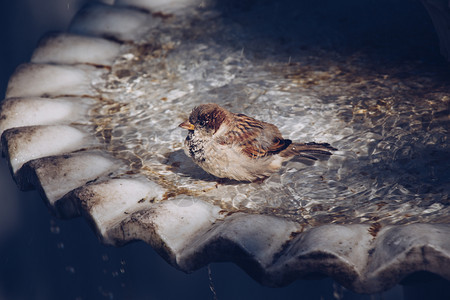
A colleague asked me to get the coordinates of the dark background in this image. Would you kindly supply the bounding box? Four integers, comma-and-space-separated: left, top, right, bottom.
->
0, 0, 448, 299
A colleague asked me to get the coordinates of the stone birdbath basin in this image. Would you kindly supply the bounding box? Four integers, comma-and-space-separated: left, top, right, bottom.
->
1, 0, 449, 294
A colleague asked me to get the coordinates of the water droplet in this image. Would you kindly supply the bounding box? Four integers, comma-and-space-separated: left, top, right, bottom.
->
119, 268, 125, 274
112, 271, 119, 277
50, 225, 60, 234
102, 254, 109, 262
65, 266, 75, 274
98, 286, 114, 300
57, 242, 65, 249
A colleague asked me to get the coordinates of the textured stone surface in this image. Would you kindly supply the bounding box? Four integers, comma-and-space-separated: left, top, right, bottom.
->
32, 33, 121, 66
2, 125, 96, 174
74, 178, 166, 237
6, 63, 104, 98
0, 97, 94, 132
115, 0, 201, 14
0, 0, 449, 294
69, 3, 157, 41
18, 152, 118, 207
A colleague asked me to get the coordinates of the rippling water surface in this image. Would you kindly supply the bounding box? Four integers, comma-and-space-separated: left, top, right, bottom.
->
91, 0, 449, 226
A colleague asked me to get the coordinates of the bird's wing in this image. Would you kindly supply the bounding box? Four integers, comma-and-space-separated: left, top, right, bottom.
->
220, 113, 291, 158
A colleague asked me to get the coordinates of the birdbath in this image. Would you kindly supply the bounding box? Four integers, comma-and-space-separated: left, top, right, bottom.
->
1, 0, 449, 294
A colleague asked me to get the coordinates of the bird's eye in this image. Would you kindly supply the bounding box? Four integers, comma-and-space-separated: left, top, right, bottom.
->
199, 120, 206, 127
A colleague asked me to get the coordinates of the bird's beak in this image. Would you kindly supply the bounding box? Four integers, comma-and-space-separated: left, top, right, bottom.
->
179, 120, 195, 130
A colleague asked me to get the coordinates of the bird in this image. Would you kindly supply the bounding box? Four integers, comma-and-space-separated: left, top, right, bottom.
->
179, 103, 336, 182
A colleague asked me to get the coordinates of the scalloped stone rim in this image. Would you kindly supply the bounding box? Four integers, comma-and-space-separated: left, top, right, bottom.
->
0, 0, 449, 295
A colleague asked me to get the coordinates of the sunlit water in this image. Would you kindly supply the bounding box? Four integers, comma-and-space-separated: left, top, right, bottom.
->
89, 1, 449, 227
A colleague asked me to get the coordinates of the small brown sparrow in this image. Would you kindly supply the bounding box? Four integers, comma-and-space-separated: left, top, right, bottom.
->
179, 103, 336, 182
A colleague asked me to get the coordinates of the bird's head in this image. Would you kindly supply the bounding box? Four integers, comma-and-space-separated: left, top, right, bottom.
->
179, 103, 228, 137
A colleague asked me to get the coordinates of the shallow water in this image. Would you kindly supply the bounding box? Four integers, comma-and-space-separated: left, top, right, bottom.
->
90, 0, 449, 226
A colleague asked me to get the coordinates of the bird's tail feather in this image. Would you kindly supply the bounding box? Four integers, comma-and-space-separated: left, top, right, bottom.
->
281, 142, 337, 160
